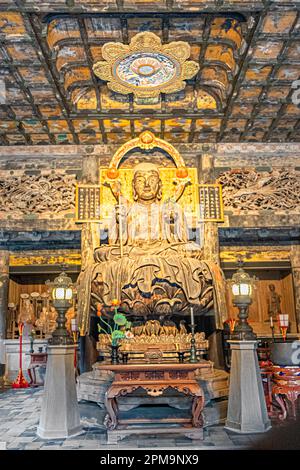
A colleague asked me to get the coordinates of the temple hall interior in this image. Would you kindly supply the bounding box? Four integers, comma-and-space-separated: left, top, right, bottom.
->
0, 0, 300, 452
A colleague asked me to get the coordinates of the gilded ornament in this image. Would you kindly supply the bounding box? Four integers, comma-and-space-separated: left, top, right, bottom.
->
93, 32, 199, 100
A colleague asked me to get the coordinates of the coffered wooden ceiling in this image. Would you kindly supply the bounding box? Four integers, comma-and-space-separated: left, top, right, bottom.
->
0, 1, 299, 145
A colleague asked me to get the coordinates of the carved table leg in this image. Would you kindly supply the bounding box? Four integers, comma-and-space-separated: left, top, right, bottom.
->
286, 391, 300, 420
265, 375, 273, 415
275, 394, 288, 421
104, 390, 118, 431
111, 397, 119, 416
191, 395, 204, 428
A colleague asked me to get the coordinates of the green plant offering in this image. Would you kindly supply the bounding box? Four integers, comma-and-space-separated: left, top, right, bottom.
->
97, 305, 131, 346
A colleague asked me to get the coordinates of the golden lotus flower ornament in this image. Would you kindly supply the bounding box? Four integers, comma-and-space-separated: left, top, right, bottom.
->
93, 32, 199, 100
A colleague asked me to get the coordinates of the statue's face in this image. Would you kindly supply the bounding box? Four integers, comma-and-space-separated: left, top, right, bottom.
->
133, 169, 161, 202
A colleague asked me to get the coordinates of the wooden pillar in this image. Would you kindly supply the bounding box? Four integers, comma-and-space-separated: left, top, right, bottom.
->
290, 245, 300, 331
199, 147, 220, 266
78, 154, 100, 372
0, 250, 9, 342
0, 250, 9, 367
81, 154, 100, 269
198, 147, 225, 368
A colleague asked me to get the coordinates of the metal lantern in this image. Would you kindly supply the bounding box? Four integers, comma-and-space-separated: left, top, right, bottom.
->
52, 271, 73, 304
231, 267, 253, 302
230, 263, 257, 341
48, 270, 74, 345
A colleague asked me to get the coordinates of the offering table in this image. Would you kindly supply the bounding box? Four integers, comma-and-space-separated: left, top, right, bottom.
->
96, 361, 212, 444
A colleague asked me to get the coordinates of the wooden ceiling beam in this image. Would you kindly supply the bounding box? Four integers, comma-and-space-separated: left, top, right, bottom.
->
263, 10, 300, 142
1, 5, 299, 145
26, 13, 80, 144
77, 16, 102, 113
193, 15, 212, 116
218, 12, 264, 142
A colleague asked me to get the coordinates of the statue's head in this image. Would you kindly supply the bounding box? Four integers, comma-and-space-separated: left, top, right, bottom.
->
133, 163, 162, 203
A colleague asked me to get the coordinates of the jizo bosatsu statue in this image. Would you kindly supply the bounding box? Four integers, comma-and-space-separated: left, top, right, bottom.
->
77, 162, 227, 335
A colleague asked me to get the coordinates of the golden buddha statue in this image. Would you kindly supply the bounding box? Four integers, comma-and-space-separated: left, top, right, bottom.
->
78, 162, 226, 334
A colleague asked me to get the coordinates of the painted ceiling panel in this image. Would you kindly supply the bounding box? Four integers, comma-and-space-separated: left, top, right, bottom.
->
0, 5, 299, 145
84, 17, 123, 40
134, 119, 161, 133
78, 132, 103, 144
261, 11, 298, 35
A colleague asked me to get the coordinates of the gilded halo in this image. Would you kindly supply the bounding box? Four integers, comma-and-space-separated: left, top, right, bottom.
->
93, 32, 199, 100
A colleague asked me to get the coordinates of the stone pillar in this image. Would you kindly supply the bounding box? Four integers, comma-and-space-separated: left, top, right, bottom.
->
225, 341, 271, 433
199, 148, 220, 265
37, 345, 82, 439
0, 250, 9, 365
291, 245, 300, 331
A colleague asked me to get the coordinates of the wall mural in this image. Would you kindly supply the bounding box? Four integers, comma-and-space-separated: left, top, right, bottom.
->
218, 169, 300, 211
0, 171, 76, 219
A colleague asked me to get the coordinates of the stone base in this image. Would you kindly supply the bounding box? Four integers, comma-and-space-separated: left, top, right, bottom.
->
37, 424, 83, 440
225, 341, 271, 434
77, 367, 114, 407
3, 339, 48, 383
37, 345, 82, 439
225, 419, 271, 434
203, 399, 228, 426
106, 426, 203, 446
77, 362, 229, 426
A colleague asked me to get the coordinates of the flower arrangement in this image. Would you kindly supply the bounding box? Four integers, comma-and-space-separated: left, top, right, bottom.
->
97, 300, 132, 347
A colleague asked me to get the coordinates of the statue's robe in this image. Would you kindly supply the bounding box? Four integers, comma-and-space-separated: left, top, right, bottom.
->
77, 201, 227, 335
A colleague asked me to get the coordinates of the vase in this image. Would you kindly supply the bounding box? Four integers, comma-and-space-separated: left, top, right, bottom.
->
110, 344, 120, 364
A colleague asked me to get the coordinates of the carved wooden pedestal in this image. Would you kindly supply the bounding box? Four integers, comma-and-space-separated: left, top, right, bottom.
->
272, 366, 300, 420
97, 362, 211, 445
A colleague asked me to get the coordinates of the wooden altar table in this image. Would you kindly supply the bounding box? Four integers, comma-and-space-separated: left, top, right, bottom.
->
97, 361, 212, 445
272, 366, 300, 420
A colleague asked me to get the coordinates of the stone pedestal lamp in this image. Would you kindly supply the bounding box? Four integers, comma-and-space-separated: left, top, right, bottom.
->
37, 270, 82, 439
225, 262, 271, 434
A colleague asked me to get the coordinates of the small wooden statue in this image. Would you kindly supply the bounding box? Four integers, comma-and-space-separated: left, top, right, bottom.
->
267, 283, 282, 321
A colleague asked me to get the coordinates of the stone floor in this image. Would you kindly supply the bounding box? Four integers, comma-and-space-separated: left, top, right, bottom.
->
0, 386, 297, 450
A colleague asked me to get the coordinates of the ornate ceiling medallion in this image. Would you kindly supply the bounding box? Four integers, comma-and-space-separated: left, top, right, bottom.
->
93, 32, 199, 101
